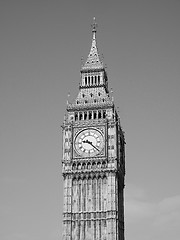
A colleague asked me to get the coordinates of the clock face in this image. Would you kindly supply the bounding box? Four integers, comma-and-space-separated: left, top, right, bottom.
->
74, 128, 104, 157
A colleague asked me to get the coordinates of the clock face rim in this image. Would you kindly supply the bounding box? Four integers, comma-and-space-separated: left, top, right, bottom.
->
74, 128, 105, 158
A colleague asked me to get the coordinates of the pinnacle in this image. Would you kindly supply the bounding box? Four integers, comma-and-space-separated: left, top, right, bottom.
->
82, 18, 104, 70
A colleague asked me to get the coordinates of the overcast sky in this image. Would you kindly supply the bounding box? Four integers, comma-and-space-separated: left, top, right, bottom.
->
1, 0, 180, 240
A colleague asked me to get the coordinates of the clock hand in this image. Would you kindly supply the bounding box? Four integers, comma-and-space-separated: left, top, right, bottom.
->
88, 141, 100, 151
82, 140, 99, 151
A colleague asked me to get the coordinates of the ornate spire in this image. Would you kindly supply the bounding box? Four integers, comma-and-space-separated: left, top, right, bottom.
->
81, 17, 103, 70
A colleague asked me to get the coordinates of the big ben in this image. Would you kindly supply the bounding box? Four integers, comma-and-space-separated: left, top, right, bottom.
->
61, 18, 125, 240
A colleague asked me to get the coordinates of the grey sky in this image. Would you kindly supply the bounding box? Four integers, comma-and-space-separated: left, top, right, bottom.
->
0, 0, 180, 240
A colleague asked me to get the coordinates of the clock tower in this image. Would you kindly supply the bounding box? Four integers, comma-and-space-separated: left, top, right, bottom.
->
61, 18, 125, 240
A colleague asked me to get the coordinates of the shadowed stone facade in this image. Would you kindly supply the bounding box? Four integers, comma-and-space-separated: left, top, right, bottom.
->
61, 18, 125, 240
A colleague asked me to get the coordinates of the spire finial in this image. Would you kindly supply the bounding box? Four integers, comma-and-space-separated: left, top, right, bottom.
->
91, 17, 97, 40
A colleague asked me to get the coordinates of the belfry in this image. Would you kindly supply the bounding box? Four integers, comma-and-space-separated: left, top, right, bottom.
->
61, 18, 126, 240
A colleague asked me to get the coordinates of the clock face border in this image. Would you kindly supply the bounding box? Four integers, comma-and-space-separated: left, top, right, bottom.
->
73, 126, 106, 159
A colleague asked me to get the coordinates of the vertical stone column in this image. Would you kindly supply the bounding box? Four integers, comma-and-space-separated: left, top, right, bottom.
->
67, 176, 72, 213
63, 176, 68, 213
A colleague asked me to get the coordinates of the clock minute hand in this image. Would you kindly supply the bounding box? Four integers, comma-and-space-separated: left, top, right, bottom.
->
88, 141, 100, 151
82, 140, 99, 151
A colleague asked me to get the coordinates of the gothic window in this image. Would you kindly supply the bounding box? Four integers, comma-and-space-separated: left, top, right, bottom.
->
98, 110, 101, 119
95, 76, 97, 85
103, 110, 106, 118
83, 222, 86, 239
98, 75, 100, 84
102, 161, 106, 168
88, 76, 91, 85
88, 220, 91, 228
84, 111, 87, 120
92, 177, 96, 211
98, 177, 101, 211
78, 180, 81, 212
79, 112, 83, 120
87, 162, 91, 169
93, 111, 97, 119
91, 76, 94, 85
72, 163, 76, 170
94, 221, 96, 239
85, 77, 87, 86
89, 111, 92, 120
82, 93, 85, 98
83, 180, 86, 211
78, 221, 81, 239
92, 162, 96, 169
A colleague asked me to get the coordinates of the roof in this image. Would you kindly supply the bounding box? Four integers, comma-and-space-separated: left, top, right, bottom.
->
81, 18, 104, 71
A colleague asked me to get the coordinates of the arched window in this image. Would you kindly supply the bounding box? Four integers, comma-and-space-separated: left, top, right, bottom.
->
72, 163, 76, 170
95, 76, 97, 85
89, 111, 92, 120
84, 112, 87, 120
93, 111, 97, 119
88, 76, 91, 85
75, 112, 78, 121
85, 77, 87, 86
79, 112, 83, 120
87, 162, 91, 169
103, 110, 106, 118
82, 163, 86, 169
91, 76, 94, 85
98, 110, 101, 119
98, 76, 100, 85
